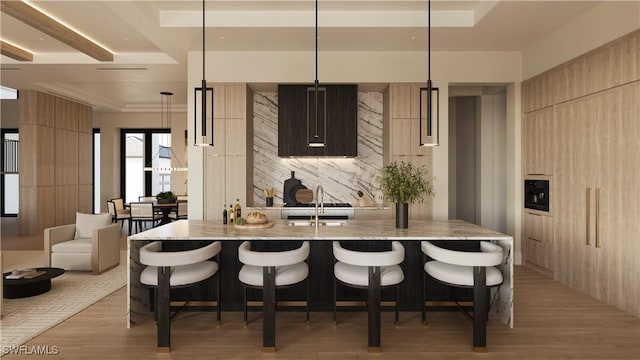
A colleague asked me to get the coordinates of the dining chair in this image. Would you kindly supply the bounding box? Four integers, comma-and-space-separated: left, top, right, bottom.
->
332, 241, 405, 352
169, 200, 188, 220
139, 240, 222, 351
107, 200, 131, 233
129, 202, 162, 234
421, 241, 504, 352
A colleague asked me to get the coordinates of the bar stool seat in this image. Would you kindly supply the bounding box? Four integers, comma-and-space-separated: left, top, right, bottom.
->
239, 262, 308, 287
424, 261, 503, 287
141, 261, 219, 287
334, 262, 403, 287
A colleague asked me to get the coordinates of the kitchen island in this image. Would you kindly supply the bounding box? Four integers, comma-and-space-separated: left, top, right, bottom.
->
127, 219, 513, 350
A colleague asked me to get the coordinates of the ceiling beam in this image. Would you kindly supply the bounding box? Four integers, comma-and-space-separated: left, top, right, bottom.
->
0, 0, 113, 61
0, 40, 33, 61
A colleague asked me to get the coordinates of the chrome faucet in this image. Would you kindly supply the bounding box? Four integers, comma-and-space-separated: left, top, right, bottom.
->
315, 185, 324, 232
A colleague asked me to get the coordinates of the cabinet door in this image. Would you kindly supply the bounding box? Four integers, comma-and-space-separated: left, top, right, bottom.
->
523, 212, 554, 273
592, 84, 640, 315
522, 107, 553, 175
619, 83, 640, 316
552, 97, 596, 292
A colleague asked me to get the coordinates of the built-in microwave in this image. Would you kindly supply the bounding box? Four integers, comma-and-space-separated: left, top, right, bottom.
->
524, 179, 549, 212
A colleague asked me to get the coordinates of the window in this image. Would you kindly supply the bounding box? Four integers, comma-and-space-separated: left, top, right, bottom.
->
1, 129, 19, 216
93, 129, 101, 214
120, 129, 172, 203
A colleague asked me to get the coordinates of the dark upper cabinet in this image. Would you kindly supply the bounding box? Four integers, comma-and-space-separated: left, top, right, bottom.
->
278, 84, 357, 157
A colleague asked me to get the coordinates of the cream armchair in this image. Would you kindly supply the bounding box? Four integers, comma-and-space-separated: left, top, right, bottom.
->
45, 213, 121, 275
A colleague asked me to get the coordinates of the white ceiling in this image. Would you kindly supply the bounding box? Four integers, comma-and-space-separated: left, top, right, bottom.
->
0, 1, 604, 112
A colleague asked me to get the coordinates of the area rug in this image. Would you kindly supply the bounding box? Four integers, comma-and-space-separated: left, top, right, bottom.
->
0, 251, 126, 354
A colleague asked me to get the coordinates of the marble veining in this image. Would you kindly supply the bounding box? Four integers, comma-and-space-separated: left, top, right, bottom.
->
252, 92, 383, 206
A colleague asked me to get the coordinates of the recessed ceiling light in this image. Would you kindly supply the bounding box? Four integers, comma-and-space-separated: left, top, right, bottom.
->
410, 36, 416, 40
219, 36, 225, 40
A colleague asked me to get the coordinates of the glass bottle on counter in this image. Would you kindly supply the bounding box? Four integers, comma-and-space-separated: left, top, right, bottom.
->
223, 205, 228, 225
234, 198, 241, 220
229, 205, 234, 224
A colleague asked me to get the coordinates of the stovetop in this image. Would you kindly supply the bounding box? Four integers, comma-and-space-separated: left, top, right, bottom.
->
283, 202, 353, 208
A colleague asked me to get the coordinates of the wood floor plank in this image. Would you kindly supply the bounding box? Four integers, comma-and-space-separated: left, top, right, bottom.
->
2, 266, 639, 359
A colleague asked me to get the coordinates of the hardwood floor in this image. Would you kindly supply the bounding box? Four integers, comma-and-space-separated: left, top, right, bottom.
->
2, 266, 639, 359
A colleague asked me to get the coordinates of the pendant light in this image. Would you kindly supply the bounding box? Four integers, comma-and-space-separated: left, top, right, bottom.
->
194, 0, 214, 147
419, 0, 440, 147
307, 0, 326, 148
144, 92, 188, 172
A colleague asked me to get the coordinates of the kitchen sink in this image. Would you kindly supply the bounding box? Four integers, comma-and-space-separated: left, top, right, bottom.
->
287, 221, 345, 227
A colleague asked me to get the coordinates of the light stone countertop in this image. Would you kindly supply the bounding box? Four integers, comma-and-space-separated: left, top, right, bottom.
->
128, 219, 512, 241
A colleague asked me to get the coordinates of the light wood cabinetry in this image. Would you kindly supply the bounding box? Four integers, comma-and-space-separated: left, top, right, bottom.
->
523, 211, 554, 276
521, 71, 554, 113
384, 84, 433, 220
552, 84, 639, 316
523, 30, 640, 316
522, 107, 554, 175
204, 84, 251, 220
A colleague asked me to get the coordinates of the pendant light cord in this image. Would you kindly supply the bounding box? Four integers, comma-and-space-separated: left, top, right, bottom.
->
314, 0, 319, 138
428, 0, 431, 82
201, 0, 207, 136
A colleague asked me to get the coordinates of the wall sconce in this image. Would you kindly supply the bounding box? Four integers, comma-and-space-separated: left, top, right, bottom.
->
419, 0, 439, 147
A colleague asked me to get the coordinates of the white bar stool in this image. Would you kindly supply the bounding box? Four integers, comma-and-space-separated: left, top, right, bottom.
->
421, 241, 504, 352
139, 240, 222, 352
332, 241, 405, 352
238, 241, 310, 352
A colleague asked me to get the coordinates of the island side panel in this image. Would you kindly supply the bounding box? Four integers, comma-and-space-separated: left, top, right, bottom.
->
127, 238, 151, 327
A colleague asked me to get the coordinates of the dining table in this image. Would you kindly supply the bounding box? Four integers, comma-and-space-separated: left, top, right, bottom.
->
152, 202, 178, 226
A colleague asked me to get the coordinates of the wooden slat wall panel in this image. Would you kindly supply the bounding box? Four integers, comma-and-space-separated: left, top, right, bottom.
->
78, 104, 93, 134
19, 91, 92, 235
78, 132, 93, 185
55, 97, 79, 131
18, 125, 37, 188
55, 129, 78, 185
18, 91, 55, 127
78, 184, 93, 214
55, 185, 78, 225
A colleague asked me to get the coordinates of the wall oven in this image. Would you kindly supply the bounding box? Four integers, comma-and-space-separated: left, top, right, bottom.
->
524, 179, 550, 212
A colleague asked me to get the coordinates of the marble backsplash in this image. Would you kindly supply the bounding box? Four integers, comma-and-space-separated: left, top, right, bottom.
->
253, 91, 383, 206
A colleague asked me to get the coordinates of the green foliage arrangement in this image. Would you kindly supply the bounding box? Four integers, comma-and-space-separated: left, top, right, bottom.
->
156, 191, 176, 201
377, 161, 434, 204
